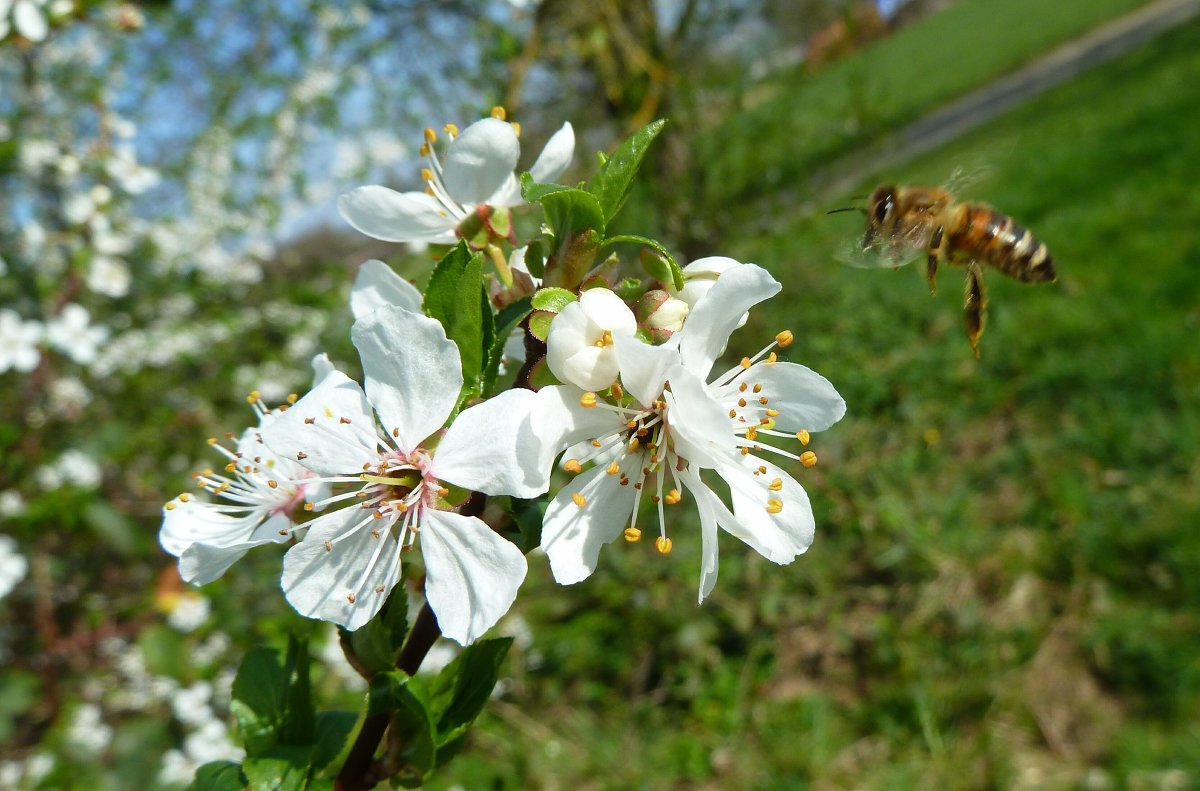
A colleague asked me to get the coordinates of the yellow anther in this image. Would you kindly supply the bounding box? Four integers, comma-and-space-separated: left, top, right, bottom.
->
438, 487, 449, 497
304, 503, 314, 511
267, 480, 278, 489
421, 167, 434, 182
579, 392, 598, 408
767, 352, 778, 364
628, 437, 640, 453
796, 429, 810, 445
739, 382, 748, 392
225, 462, 237, 472
738, 398, 747, 407
594, 330, 614, 347
324, 407, 333, 418
768, 477, 783, 492
347, 592, 357, 604
563, 458, 583, 473
606, 461, 620, 475
287, 393, 298, 404
610, 382, 624, 400
624, 526, 642, 542
800, 451, 818, 468
510, 121, 521, 137
490, 105, 506, 120
775, 330, 794, 348
179, 493, 191, 502
423, 127, 437, 144
207, 437, 217, 445
164, 501, 176, 511
419, 143, 431, 157
766, 499, 783, 514
655, 536, 673, 555
443, 123, 459, 137
246, 390, 260, 403
665, 489, 682, 505
746, 426, 758, 440
728, 409, 737, 418
572, 492, 587, 508
760, 397, 769, 405
740, 356, 752, 369
591, 439, 603, 447
753, 383, 763, 393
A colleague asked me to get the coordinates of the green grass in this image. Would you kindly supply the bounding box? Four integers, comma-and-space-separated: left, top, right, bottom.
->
697, 0, 1155, 211
434, 16, 1200, 791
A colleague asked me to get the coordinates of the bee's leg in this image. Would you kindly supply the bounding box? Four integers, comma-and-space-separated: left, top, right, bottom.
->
926, 226, 943, 295
964, 261, 987, 358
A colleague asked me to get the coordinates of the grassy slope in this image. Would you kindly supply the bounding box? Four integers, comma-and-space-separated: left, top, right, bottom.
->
436, 15, 1200, 791
698, 0, 1154, 211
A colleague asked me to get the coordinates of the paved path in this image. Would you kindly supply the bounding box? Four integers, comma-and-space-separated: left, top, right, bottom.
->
810, 0, 1200, 201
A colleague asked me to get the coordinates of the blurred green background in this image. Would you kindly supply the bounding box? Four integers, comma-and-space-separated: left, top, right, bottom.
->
1, 1, 1197, 788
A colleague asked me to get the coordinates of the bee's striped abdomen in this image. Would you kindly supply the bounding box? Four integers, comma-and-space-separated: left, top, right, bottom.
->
948, 203, 1056, 283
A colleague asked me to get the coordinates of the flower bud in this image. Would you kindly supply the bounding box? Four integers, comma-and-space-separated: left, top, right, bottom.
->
668, 256, 748, 328
546, 288, 637, 391
636, 290, 690, 343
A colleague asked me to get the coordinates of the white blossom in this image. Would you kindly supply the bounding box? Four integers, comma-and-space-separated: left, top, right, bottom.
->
66, 703, 113, 754
545, 288, 638, 391
0, 310, 42, 373
260, 305, 545, 643
165, 592, 210, 633
45, 303, 108, 365
0, 536, 28, 600
533, 263, 846, 600
339, 115, 574, 244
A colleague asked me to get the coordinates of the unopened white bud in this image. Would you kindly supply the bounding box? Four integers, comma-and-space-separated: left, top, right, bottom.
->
636, 290, 689, 343
546, 288, 636, 391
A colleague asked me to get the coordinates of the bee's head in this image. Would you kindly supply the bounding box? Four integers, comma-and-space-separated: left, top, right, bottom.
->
863, 184, 897, 248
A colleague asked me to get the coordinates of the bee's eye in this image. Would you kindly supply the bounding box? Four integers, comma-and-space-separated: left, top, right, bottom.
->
873, 195, 892, 224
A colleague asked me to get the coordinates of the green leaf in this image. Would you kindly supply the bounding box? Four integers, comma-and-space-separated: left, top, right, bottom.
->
540, 188, 604, 241
523, 240, 546, 278
370, 672, 436, 782
423, 242, 488, 389
0, 671, 39, 744
138, 624, 187, 679
243, 747, 311, 791
281, 635, 315, 746
84, 500, 140, 555
506, 498, 546, 553
191, 761, 246, 791
530, 287, 578, 313
604, 234, 684, 291
312, 711, 359, 773
231, 648, 288, 755
484, 297, 532, 395
519, 171, 572, 203
588, 119, 666, 224
528, 309, 556, 342
426, 637, 513, 744
612, 276, 645, 301
345, 586, 410, 676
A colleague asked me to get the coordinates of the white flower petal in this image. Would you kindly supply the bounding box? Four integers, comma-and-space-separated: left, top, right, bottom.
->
540, 456, 640, 585
433, 388, 548, 498
160, 503, 287, 557
441, 118, 520, 205
338, 186, 458, 244
282, 509, 401, 631
678, 263, 781, 378
310, 353, 336, 387
485, 172, 523, 209
663, 366, 735, 469
261, 370, 380, 476
613, 334, 677, 406
14, 0, 47, 41
350, 259, 423, 320
718, 455, 815, 564
177, 515, 292, 586
529, 122, 575, 184
730, 361, 846, 433
532, 384, 628, 473
421, 510, 527, 646
680, 466, 721, 603
351, 306, 462, 451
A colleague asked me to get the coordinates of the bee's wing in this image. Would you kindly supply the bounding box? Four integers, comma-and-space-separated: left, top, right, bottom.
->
835, 221, 928, 270
944, 161, 993, 194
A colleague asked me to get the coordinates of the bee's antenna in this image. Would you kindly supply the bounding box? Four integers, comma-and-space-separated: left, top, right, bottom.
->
826, 206, 867, 215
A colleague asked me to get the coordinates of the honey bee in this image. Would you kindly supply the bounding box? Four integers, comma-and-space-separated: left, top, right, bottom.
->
833, 184, 1056, 356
